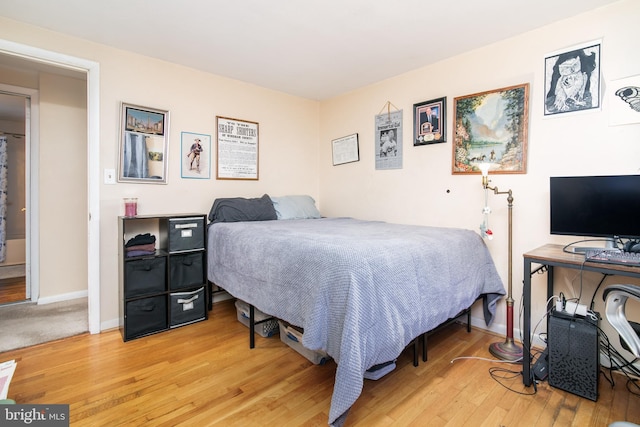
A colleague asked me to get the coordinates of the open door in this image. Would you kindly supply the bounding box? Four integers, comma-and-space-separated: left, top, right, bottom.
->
0, 91, 28, 304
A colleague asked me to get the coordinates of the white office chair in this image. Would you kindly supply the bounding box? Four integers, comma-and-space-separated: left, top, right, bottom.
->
604, 285, 640, 427
603, 284, 640, 358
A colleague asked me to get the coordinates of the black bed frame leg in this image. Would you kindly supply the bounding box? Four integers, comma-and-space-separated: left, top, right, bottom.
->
466, 308, 471, 332
249, 304, 256, 349
413, 338, 419, 367
422, 333, 428, 362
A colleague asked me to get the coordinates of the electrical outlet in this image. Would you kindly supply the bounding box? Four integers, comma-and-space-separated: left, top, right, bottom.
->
104, 168, 116, 184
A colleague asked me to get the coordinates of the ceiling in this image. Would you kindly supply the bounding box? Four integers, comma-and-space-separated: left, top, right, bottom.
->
0, 0, 620, 101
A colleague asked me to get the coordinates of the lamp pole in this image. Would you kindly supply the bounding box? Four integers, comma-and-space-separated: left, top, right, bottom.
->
482, 169, 523, 362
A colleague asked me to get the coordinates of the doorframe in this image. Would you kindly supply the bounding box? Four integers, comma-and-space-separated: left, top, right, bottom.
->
0, 85, 38, 301
0, 39, 101, 334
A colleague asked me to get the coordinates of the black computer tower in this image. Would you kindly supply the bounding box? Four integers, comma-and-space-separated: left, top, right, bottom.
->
548, 309, 599, 401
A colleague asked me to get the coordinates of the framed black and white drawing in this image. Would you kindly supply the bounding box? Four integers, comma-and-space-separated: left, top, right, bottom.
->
118, 103, 169, 184
544, 40, 601, 116
608, 74, 640, 126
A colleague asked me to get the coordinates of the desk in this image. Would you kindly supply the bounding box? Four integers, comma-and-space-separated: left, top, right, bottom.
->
522, 244, 640, 386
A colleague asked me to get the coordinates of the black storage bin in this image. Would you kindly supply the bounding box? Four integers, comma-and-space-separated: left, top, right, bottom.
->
124, 257, 166, 298
125, 295, 167, 340
170, 287, 206, 327
168, 217, 205, 252
170, 251, 205, 290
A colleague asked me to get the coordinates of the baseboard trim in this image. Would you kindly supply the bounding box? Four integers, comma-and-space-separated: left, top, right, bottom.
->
37, 290, 88, 305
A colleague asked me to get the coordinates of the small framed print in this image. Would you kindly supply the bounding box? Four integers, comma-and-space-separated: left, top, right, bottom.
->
413, 97, 446, 146
181, 132, 211, 179
332, 133, 359, 166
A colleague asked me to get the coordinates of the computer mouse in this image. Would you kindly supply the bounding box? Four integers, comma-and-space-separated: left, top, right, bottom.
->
630, 243, 640, 253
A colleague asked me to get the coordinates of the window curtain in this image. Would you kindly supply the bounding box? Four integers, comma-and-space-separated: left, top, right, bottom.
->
0, 136, 7, 262
122, 133, 149, 178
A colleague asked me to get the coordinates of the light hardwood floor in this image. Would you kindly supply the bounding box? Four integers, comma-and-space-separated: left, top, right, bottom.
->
0, 276, 26, 304
1, 298, 638, 426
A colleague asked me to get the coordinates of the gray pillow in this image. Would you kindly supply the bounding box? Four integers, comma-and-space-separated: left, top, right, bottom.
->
271, 195, 321, 219
209, 194, 277, 223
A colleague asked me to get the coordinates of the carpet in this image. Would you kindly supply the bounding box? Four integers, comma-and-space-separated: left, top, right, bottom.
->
0, 298, 88, 353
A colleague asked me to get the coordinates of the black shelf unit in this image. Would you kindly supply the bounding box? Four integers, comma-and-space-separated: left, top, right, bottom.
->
119, 213, 208, 341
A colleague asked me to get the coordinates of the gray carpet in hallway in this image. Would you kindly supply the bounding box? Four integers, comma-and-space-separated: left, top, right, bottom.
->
0, 298, 88, 353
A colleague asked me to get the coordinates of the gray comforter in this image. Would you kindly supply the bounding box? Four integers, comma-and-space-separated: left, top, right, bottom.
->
207, 217, 505, 426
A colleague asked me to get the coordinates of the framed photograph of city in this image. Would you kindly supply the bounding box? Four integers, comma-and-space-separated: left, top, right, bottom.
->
118, 103, 169, 184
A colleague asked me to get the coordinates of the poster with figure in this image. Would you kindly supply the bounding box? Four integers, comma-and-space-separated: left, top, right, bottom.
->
375, 109, 403, 170
181, 132, 211, 179
544, 40, 601, 116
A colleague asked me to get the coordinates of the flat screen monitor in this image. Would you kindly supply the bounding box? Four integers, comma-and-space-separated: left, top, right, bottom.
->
550, 175, 640, 242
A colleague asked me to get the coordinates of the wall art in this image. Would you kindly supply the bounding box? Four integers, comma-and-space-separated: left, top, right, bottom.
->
119, 103, 169, 184
181, 131, 211, 179
216, 116, 259, 180
452, 83, 529, 174
544, 40, 601, 116
413, 97, 446, 146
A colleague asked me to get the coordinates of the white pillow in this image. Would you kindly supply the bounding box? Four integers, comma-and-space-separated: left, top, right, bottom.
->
271, 195, 321, 220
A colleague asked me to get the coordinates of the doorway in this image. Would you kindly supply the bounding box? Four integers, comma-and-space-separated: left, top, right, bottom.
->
0, 91, 28, 304
0, 41, 101, 333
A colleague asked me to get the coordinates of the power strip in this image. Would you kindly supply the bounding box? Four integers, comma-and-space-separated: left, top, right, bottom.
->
555, 300, 588, 317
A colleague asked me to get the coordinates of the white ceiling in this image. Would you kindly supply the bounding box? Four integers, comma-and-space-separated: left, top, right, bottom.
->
0, 0, 620, 101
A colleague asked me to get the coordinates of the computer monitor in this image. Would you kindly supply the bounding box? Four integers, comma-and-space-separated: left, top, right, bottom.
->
550, 175, 640, 249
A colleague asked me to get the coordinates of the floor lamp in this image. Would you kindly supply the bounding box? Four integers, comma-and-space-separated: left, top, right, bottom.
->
479, 163, 523, 362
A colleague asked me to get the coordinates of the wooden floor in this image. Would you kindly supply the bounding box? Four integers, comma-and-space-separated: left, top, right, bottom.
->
0, 276, 26, 304
1, 298, 638, 426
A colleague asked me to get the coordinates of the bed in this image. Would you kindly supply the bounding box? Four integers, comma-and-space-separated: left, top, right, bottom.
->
206, 195, 505, 426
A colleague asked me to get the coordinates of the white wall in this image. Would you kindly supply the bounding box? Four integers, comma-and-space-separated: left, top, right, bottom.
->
0, 17, 321, 326
318, 0, 640, 349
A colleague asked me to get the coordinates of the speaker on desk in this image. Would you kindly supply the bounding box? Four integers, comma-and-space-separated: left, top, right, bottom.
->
548, 309, 600, 401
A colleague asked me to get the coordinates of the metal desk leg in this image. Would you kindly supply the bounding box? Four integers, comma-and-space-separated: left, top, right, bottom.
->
523, 257, 532, 386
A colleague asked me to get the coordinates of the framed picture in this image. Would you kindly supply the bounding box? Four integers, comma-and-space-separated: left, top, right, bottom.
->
118, 103, 169, 184
216, 116, 259, 180
375, 109, 403, 170
608, 74, 640, 126
544, 40, 601, 116
332, 133, 359, 166
452, 83, 529, 174
181, 132, 211, 179
413, 97, 446, 146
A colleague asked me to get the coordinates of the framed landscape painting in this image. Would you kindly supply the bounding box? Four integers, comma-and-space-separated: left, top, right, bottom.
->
452, 83, 529, 174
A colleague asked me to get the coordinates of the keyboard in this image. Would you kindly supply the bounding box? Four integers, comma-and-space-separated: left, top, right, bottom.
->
584, 249, 640, 267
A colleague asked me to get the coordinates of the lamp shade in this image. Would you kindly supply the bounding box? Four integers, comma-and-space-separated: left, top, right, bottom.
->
478, 162, 491, 177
